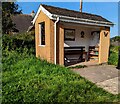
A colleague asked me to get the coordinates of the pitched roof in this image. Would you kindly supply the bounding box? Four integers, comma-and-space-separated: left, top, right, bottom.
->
41, 4, 112, 23
12, 14, 33, 33
33, 4, 114, 27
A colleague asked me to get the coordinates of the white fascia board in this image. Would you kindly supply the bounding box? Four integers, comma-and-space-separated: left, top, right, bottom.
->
52, 14, 114, 27
32, 5, 53, 24
60, 18, 113, 27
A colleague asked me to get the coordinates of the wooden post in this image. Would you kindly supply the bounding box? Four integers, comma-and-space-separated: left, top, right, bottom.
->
99, 27, 110, 64
59, 24, 64, 66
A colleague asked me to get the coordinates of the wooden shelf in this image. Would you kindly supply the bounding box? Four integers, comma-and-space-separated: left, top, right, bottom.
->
89, 54, 98, 56
89, 46, 99, 61
89, 50, 99, 52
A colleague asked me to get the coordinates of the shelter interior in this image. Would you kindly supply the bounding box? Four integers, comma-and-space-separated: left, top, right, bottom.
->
63, 22, 101, 66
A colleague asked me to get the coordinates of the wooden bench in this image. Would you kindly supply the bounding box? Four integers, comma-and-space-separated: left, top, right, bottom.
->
64, 46, 86, 63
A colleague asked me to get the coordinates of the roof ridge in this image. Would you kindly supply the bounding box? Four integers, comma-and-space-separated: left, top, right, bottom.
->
41, 4, 102, 18
32, 4, 113, 25
41, 4, 112, 24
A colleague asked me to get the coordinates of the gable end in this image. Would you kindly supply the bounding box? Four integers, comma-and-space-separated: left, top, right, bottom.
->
32, 5, 53, 24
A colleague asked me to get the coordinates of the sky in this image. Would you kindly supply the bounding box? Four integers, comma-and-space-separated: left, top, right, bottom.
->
16, 2, 118, 38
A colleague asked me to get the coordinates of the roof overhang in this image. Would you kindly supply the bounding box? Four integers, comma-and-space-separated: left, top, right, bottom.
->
52, 14, 114, 27
32, 5, 114, 27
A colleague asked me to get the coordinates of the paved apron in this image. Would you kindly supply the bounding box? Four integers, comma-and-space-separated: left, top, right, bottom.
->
72, 65, 120, 94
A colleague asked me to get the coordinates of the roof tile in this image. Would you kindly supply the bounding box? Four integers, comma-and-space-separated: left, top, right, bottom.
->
41, 4, 112, 24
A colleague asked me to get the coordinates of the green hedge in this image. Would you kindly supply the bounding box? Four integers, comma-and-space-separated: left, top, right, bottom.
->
108, 46, 119, 66
2, 32, 35, 54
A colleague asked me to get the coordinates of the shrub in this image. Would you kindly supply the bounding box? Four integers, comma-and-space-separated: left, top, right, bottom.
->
2, 32, 35, 54
111, 36, 120, 42
108, 46, 119, 66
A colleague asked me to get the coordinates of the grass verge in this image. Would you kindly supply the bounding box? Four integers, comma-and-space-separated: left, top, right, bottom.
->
2, 51, 119, 103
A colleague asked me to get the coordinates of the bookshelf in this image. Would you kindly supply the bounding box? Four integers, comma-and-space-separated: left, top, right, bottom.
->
89, 46, 99, 61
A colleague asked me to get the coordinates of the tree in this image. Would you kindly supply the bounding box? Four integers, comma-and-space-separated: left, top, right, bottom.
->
111, 36, 120, 42
2, 2, 22, 34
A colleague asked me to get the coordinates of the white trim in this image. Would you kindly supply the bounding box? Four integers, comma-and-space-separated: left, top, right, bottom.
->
60, 18, 112, 27
39, 22, 46, 46
39, 24, 41, 46
52, 15, 113, 27
54, 17, 60, 64
38, 45, 45, 47
32, 5, 53, 24
64, 49, 84, 51
52, 14, 114, 26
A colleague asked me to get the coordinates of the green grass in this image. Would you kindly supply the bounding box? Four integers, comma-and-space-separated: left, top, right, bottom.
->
2, 51, 119, 103
2, 34, 120, 103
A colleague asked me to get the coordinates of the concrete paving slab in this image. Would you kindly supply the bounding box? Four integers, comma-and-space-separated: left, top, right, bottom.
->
72, 65, 120, 94
96, 77, 119, 94
73, 65, 119, 83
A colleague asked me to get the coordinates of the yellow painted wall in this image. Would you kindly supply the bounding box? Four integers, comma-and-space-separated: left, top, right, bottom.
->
49, 20, 55, 63
58, 24, 64, 65
99, 27, 110, 63
35, 11, 54, 63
